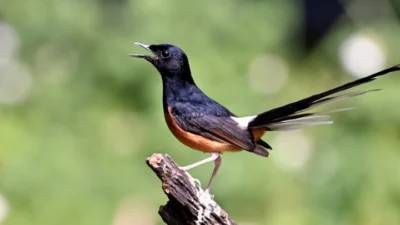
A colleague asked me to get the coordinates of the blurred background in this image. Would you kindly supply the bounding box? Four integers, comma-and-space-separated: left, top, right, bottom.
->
1, 0, 400, 224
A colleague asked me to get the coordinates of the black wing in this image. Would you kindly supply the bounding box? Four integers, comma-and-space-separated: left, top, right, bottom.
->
173, 113, 269, 157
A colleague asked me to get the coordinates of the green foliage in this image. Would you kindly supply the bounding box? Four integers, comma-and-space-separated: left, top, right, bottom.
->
0, 0, 399, 224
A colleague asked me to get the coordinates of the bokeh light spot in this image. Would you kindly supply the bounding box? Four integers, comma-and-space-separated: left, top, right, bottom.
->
0, 62, 32, 105
0, 21, 19, 67
247, 54, 289, 95
273, 132, 314, 171
339, 33, 386, 78
0, 194, 9, 224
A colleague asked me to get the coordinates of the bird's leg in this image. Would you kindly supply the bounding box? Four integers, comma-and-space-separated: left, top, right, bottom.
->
205, 154, 221, 194
179, 153, 221, 197
179, 153, 219, 171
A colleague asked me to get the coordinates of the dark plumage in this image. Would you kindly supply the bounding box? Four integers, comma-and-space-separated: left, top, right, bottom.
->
130, 42, 400, 193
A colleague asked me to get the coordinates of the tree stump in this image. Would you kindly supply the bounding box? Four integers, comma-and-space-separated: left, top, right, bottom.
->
146, 153, 237, 225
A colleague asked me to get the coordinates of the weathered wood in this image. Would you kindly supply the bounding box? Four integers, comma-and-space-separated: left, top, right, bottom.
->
146, 153, 237, 225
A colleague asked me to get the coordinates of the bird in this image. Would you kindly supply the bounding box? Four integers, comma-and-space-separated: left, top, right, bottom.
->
130, 42, 400, 194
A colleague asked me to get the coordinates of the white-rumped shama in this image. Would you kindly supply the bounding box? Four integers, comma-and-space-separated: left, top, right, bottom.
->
131, 42, 400, 194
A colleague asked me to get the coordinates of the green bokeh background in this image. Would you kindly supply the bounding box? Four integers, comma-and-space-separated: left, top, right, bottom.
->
1, 0, 400, 224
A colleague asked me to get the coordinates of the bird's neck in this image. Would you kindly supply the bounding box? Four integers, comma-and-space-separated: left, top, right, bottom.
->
161, 71, 200, 110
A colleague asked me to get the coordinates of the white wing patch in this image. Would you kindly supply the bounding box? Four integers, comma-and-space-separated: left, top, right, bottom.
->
231, 116, 257, 129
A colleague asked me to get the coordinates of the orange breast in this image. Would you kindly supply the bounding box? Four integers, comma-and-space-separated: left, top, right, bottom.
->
164, 108, 241, 153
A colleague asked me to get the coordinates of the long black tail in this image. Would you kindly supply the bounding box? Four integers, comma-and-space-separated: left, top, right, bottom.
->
249, 64, 400, 130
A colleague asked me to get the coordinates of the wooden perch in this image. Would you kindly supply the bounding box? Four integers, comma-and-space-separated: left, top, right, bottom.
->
146, 153, 238, 225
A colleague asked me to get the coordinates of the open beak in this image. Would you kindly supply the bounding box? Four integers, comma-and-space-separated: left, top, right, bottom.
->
129, 42, 157, 60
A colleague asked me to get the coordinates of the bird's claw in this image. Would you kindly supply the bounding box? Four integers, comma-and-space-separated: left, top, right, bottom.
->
205, 189, 214, 199
192, 178, 202, 187
178, 166, 188, 171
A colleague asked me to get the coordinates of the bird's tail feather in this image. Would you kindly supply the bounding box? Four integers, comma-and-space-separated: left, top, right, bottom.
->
248, 64, 400, 130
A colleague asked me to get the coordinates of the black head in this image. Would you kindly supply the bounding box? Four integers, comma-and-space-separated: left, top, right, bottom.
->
130, 42, 191, 77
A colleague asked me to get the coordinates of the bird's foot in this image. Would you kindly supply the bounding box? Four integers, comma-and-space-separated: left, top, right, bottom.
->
178, 165, 192, 172
205, 188, 215, 200
191, 177, 202, 188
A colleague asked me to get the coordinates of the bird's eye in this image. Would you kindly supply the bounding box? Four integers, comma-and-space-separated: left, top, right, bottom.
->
161, 50, 170, 59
